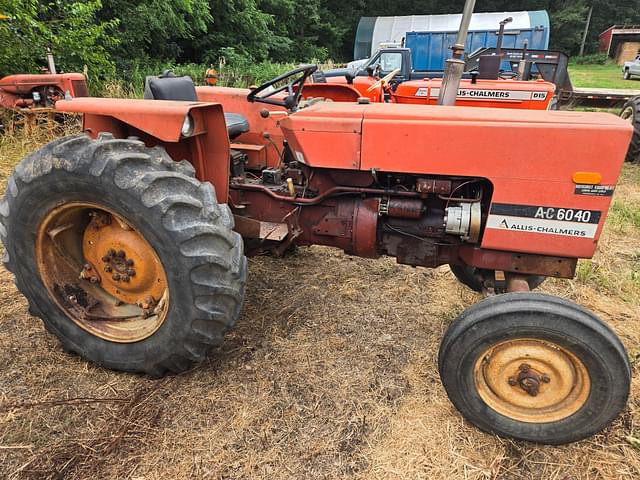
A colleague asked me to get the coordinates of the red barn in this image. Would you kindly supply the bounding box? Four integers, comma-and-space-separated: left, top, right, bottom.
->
600, 25, 640, 64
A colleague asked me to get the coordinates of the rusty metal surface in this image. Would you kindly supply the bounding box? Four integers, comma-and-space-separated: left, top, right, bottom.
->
233, 215, 289, 241
36, 202, 169, 343
474, 338, 590, 423
313, 214, 350, 238
458, 247, 577, 278
416, 178, 453, 196
385, 198, 425, 219
352, 198, 380, 258
230, 142, 267, 169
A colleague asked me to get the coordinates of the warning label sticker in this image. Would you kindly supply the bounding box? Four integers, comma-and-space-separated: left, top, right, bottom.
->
486, 204, 601, 239
427, 88, 548, 101
574, 184, 615, 197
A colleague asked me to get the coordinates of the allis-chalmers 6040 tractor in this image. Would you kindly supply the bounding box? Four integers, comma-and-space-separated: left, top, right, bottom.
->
0, 60, 634, 444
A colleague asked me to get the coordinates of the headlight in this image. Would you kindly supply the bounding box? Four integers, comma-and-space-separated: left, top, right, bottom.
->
181, 114, 194, 137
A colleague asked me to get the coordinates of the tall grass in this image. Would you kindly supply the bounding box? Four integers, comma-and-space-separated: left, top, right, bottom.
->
92, 59, 329, 98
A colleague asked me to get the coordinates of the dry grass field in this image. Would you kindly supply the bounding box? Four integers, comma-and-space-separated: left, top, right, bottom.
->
0, 122, 639, 479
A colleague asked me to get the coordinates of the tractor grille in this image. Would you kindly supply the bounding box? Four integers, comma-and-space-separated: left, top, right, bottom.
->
72, 80, 89, 97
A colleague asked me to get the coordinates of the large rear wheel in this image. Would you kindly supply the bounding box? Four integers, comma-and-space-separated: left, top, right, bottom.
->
620, 96, 640, 162
0, 134, 247, 375
438, 293, 630, 444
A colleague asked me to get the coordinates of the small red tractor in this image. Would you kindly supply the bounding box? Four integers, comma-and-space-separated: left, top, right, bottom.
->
0, 50, 88, 131
0, 6, 633, 445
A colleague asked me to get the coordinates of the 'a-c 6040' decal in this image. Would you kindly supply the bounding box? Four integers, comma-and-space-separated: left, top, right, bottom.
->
486, 203, 602, 239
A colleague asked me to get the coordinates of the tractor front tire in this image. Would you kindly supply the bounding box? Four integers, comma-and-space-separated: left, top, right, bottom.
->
0, 134, 247, 376
438, 293, 630, 444
620, 96, 640, 162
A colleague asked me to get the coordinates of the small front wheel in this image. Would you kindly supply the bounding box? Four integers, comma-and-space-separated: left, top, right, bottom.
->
438, 293, 630, 444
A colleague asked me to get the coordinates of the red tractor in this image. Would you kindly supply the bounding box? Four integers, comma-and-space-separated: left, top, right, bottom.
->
0, 72, 88, 111
305, 70, 556, 110
0, 8, 633, 444
0, 50, 88, 131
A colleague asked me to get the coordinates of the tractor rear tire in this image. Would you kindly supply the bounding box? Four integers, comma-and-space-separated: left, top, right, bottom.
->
449, 264, 545, 293
438, 293, 630, 444
0, 133, 247, 376
620, 96, 640, 162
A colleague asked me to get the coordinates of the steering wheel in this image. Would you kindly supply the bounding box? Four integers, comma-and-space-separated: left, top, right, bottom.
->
247, 65, 318, 112
366, 68, 402, 93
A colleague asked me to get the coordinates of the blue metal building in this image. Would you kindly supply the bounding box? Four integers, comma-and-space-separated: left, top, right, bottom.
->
354, 11, 550, 72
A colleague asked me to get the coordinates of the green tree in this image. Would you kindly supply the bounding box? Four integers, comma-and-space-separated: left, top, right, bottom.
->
98, 0, 211, 65
193, 0, 275, 64
0, 0, 117, 79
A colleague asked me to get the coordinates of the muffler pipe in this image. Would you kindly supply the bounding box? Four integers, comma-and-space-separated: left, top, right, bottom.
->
46, 47, 57, 75
437, 0, 477, 106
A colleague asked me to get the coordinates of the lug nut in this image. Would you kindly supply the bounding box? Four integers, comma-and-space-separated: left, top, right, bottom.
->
508, 377, 518, 386
112, 273, 121, 281
104, 266, 112, 273
127, 269, 136, 277
126, 259, 134, 267
102, 255, 110, 262
107, 249, 116, 257
122, 275, 130, 282
541, 374, 551, 383
117, 250, 126, 258
519, 363, 530, 373
90, 277, 99, 284
83, 264, 92, 271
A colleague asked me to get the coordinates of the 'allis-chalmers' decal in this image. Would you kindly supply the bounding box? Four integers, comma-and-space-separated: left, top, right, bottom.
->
486, 204, 602, 239
416, 87, 549, 101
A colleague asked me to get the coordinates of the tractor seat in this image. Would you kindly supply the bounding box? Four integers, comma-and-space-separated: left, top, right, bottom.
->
144, 71, 250, 139
224, 113, 250, 140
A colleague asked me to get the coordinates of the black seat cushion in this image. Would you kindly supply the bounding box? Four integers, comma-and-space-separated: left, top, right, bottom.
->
147, 75, 198, 101
225, 113, 249, 139
145, 72, 250, 139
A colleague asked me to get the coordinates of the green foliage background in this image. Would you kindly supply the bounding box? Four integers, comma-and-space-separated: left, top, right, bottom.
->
1, 0, 640, 91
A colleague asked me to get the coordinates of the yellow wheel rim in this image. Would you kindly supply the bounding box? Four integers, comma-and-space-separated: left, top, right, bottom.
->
474, 338, 591, 423
36, 202, 169, 343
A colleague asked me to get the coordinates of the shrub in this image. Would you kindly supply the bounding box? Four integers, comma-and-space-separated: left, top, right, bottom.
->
571, 53, 610, 65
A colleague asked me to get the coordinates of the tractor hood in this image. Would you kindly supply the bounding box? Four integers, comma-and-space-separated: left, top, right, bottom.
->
280, 101, 632, 184
0, 73, 85, 95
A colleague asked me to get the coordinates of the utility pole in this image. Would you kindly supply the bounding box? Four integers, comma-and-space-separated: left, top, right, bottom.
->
579, 5, 594, 57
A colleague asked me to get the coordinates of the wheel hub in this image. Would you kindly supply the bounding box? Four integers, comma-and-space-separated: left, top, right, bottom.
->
474, 338, 590, 423
83, 212, 167, 307
36, 202, 169, 343
508, 363, 551, 397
